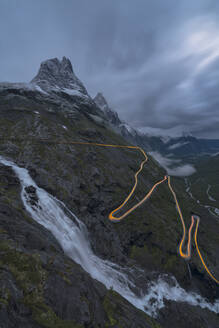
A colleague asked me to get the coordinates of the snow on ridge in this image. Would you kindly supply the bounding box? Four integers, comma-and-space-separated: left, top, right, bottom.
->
43, 84, 89, 99
34, 84, 49, 95
98, 103, 109, 112
161, 136, 171, 144
98, 101, 119, 117
0, 81, 48, 96
62, 88, 87, 98
168, 141, 189, 150
120, 123, 137, 136
0, 82, 36, 91
211, 152, 219, 157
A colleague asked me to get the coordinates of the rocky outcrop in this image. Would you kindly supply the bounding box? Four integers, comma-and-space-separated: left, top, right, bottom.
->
94, 92, 121, 126
31, 56, 88, 95
93, 92, 144, 147
0, 57, 218, 328
0, 57, 105, 120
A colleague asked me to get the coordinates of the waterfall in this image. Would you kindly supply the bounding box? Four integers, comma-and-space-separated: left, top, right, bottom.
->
0, 155, 218, 317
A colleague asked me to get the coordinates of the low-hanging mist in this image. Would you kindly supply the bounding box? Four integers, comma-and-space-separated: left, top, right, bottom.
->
149, 152, 196, 177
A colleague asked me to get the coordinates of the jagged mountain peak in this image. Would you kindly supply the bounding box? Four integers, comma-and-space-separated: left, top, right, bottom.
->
32, 57, 73, 82
31, 56, 88, 95
94, 92, 121, 126
93, 92, 109, 110
60, 56, 74, 72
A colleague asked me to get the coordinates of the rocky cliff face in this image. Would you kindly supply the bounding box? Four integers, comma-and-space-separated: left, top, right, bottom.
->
31, 56, 88, 95
0, 57, 218, 328
0, 57, 104, 120
94, 92, 121, 126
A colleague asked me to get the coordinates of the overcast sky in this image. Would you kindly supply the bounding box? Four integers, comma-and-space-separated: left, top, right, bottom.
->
1, 0, 219, 138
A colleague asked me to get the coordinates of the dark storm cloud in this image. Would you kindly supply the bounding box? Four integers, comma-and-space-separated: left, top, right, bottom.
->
1, 0, 219, 138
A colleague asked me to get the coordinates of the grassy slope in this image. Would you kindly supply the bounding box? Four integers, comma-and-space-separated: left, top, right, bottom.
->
0, 107, 218, 284
0, 106, 218, 326
0, 109, 162, 327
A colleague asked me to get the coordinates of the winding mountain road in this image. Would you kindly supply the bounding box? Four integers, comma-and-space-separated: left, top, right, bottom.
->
2, 138, 218, 284
52, 140, 219, 284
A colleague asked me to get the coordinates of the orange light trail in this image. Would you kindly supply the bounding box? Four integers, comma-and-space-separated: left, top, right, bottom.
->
109, 175, 167, 221
168, 176, 194, 259
63, 142, 168, 220
6, 138, 218, 284
194, 217, 219, 284
168, 176, 219, 284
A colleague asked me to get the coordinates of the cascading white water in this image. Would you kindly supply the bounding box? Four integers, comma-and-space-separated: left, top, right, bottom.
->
0, 155, 218, 317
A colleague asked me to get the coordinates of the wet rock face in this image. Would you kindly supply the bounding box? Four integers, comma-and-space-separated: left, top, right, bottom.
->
0, 165, 156, 328
24, 185, 38, 206
25, 185, 36, 194
158, 300, 219, 328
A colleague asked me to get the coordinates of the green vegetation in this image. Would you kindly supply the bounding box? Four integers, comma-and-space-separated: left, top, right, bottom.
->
0, 105, 218, 326
103, 289, 162, 328
0, 287, 10, 308
0, 240, 83, 327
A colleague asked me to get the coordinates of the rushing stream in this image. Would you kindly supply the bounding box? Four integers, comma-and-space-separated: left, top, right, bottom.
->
0, 155, 218, 317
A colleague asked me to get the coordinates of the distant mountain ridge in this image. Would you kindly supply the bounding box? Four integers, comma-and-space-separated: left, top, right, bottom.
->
93, 92, 219, 158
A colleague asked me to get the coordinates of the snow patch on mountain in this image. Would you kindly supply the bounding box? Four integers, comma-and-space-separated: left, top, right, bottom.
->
31, 56, 89, 96
94, 92, 121, 126
62, 88, 88, 98
168, 142, 190, 150
34, 84, 49, 95
119, 123, 137, 136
